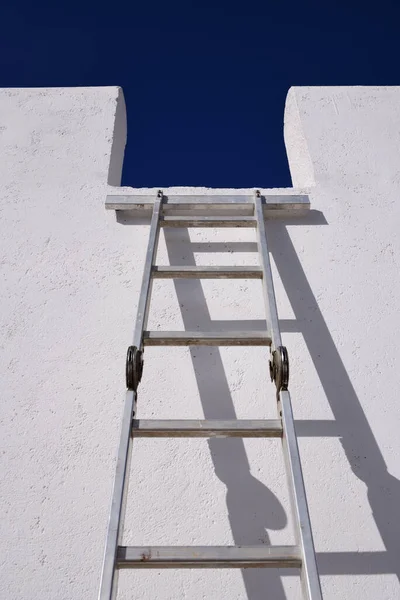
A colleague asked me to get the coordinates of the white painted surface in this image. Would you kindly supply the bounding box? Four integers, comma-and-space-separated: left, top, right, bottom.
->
1, 85, 399, 600
283, 86, 400, 599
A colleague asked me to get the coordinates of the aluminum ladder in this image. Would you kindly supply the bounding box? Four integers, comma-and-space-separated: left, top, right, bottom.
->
99, 190, 323, 599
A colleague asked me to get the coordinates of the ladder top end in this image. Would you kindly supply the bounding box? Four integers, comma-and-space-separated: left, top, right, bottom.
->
105, 190, 311, 214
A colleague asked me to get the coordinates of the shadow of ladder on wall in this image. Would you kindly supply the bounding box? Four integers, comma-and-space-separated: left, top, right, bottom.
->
99, 190, 323, 600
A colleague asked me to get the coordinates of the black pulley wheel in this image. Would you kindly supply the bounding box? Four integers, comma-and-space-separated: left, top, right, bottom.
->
270, 346, 289, 391
126, 346, 143, 391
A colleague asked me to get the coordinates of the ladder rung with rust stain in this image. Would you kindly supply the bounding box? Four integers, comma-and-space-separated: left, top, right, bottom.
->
117, 545, 302, 569
132, 419, 283, 438
160, 216, 256, 227
142, 330, 272, 346
151, 265, 263, 279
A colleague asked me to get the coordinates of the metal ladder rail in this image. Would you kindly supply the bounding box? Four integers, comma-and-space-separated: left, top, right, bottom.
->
254, 191, 322, 599
99, 190, 322, 599
99, 191, 163, 600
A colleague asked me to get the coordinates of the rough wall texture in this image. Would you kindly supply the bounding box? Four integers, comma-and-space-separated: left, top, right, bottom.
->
283, 86, 400, 599
0, 87, 130, 599
1, 86, 399, 600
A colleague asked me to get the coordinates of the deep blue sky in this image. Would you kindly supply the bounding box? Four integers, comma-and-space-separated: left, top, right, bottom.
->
1, 1, 399, 187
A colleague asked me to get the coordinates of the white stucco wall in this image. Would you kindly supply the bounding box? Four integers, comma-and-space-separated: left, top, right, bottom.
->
1, 86, 399, 600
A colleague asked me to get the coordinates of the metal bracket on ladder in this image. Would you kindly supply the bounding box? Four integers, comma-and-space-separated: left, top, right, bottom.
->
99, 189, 322, 599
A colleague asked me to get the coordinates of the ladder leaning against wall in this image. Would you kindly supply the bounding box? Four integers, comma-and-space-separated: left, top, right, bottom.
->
99, 189, 323, 600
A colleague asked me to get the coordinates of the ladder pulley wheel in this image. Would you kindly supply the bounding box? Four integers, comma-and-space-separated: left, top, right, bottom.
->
270, 346, 289, 391
126, 346, 143, 391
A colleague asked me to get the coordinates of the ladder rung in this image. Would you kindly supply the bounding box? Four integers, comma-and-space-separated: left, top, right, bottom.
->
117, 545, 302, 569
132, 419, 283, 437
160, 216, 256, 228
152, 266, 263, 279
143, 331, 272, 346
